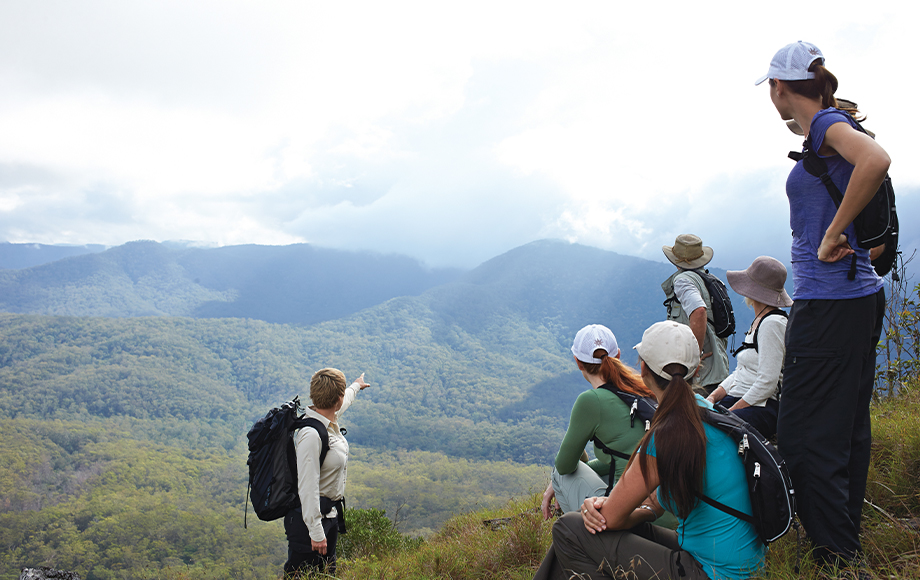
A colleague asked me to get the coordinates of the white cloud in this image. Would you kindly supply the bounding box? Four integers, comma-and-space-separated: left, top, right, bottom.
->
0, 0, 916, 268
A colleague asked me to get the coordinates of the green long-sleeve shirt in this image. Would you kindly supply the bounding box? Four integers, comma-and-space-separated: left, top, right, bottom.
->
555, 386, 645, 483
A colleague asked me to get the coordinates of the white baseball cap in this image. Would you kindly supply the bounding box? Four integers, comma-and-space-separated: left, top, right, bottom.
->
633, 321, 699, 380
755, 41, 824, 86
571, 324, 618, 364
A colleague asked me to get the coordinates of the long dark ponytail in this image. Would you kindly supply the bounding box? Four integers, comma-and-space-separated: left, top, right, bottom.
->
633, 362, 707, 519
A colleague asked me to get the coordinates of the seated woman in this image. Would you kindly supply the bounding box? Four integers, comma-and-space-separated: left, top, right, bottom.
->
707, 256, 792, 440
541, 324, 676, 529
534, 321, 765, 580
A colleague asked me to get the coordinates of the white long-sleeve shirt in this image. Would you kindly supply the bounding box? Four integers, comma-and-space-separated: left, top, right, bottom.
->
293, 381, 361, 542
718, 315, 786, 407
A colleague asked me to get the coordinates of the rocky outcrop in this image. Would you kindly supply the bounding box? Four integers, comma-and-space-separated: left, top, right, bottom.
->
19, 568, 82, 580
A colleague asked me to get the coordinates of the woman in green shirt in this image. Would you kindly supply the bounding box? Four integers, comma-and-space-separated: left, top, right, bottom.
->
541, 324, 669, 525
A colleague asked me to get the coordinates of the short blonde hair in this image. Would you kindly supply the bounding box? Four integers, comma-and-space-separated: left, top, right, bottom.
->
310, 368, 347, 409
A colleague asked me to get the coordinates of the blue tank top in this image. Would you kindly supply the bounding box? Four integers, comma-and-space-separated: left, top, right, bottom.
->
786, 108, 883, 300
646, 397, 765, 579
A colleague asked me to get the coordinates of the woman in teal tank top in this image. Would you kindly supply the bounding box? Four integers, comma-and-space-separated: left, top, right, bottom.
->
535, 322, 764, 580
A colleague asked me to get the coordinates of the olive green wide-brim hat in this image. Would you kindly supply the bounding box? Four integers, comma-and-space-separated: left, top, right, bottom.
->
662, 234, 713, 270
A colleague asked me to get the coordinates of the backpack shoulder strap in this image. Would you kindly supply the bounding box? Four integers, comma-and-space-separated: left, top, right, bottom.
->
751, 309, 788, 352
684, 269, 711, 304
294, 417, 330, 467
790, 136, 843, 206
593, 383, 638, 497
597, 383, 652, 429
789, 135, 858, 279
697, 493, 756, 524
690, 269, 724, 328
696, 407, 756, 523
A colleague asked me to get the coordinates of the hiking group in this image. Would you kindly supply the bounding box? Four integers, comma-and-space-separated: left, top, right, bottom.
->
248, 39, 895, 580
535, 40, 893, 580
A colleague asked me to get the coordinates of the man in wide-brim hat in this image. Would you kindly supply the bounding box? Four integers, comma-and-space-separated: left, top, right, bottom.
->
660, 234, 730, 394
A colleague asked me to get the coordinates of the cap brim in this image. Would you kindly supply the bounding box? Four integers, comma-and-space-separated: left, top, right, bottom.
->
754, 74, 769, 86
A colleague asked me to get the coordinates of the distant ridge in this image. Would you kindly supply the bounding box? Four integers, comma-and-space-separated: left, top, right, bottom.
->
0, 241, 464, 324
0, 242, 106, 269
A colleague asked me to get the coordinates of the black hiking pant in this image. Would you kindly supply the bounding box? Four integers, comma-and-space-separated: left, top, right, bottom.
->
777, 289, 885, 566
283, 508, 339, 577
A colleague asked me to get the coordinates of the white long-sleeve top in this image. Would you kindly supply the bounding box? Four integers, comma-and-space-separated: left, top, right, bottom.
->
293, 381, 361, 542
718, 314, 786, 407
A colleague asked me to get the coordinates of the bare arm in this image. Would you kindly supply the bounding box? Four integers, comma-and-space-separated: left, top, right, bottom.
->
581, 456, 661, 533
688, 307, 708, 360
707, 385, 727, 404
817, 122, 891, 262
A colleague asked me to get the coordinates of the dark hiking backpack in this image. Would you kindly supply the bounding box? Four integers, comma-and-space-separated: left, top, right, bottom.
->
788, 112, 899, 280
591, 383, 658, 496
697, 404, 796, 545
692, 269, 736, 339
664, 269, 736, 339
244, 397, 329, 527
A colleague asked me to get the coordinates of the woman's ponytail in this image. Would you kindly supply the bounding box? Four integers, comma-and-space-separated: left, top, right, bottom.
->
635, 363, 707, 519
785, 62, 845, 112
600, 356, 655, 398
811, 64, 839, 110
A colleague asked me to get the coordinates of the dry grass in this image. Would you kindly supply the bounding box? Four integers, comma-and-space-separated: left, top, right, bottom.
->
329, 385, 920, 580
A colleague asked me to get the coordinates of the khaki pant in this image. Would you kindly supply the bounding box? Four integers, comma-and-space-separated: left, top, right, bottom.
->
534, 514, 710, 580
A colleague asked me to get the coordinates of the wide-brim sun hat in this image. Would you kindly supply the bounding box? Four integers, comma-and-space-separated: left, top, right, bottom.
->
572, 324, 618, 364
726, 256, 793, 308
633, 321, 699, 381
754, 40, 824, 86
662, 234, 713, 270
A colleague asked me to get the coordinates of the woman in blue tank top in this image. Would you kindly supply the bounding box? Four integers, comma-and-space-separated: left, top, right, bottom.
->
534, 322, 765, 580
755, 41, 889, 573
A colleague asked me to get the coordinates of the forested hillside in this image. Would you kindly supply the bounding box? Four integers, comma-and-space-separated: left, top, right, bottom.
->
0, 241, 462, 323
0, 239, 756, 579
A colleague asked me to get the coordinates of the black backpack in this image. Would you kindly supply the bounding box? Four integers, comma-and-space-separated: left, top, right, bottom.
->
788, 112, 899, 279
591, 383, 658, 496
668, 269, 735, 339
697, 404, 795, 545
244, 397, 329, 527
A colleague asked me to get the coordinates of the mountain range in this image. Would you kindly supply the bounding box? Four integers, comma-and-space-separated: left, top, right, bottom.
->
0, 239, 759, 577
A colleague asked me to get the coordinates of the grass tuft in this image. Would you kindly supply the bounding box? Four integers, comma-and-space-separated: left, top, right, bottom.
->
335, 382, 920, 580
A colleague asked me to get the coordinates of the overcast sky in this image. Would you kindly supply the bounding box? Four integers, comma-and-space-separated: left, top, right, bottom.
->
0, 0, 917, 271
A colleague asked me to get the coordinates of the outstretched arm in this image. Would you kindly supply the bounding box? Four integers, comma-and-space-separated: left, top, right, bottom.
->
338, 372, 370, 416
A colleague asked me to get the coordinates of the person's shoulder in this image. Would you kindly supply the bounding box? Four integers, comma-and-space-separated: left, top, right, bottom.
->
294, 420, 324, 444
572, 388, 601, 409
812, 108, 857, 134
674, 270, 704, 290
760, 313, 788, 334
574, 388, 597, 401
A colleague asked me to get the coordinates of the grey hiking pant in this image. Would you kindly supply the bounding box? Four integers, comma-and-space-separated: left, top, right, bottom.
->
533, 513, 710, 580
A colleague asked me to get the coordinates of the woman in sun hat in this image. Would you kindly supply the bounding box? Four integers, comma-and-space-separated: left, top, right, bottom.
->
540, 324, 676, 529
757, 40, 888, 569
706, 256, 792, 440
534, 321, 765, 580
